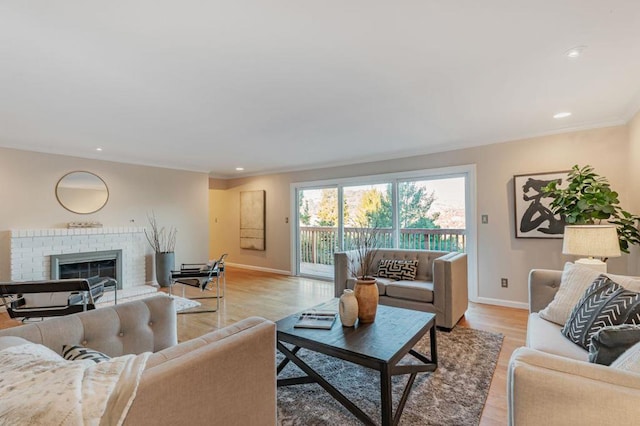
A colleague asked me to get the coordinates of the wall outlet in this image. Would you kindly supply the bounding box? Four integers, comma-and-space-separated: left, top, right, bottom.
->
501, 278, 508, 288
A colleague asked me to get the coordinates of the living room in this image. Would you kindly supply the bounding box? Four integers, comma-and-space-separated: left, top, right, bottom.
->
2, 2, 640, 425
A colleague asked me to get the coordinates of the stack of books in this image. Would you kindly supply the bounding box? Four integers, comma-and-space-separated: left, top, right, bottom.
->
293, 310, 337, 329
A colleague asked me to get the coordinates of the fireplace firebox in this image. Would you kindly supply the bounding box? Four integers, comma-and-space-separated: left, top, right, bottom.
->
50, 250, 123, 289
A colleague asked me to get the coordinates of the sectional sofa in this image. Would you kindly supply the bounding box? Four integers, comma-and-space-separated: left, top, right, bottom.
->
0, 296, 277, 425
334, 248, 468, 328
507, 268, 640, 425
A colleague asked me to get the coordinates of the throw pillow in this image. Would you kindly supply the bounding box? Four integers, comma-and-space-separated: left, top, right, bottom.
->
588, 324, 640, 365
562, 275, 640, 350
611, 341, 640, 374
377, 259, 418, 281
539, 262, 601, 325
538, 262, 640, 326
62, 345, 111, 363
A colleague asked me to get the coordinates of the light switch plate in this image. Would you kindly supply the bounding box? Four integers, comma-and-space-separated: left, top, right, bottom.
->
481, 214, 489, 224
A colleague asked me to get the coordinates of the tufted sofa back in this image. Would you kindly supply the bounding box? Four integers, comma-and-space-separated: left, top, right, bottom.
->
0, 295, 177, 356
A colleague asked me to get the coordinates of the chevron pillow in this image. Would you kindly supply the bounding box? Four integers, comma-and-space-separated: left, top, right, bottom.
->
377, 259, 418, 281
562, 275, 640, 350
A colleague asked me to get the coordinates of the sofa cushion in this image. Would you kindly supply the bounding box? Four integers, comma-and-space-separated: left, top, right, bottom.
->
377, 259, 418, 281
611, 341, 640, 373
589, 324, 640, 365
562, 275, 640, 350
539, 262, 640, 326
385, 281, 434, 303
527, 313, 588, 361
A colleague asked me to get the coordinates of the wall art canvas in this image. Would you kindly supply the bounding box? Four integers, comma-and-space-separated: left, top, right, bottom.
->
514, 171, 569, 238
240, 190, 266, 250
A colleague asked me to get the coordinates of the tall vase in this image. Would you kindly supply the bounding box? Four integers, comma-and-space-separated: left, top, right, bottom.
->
354, 278, 378, 323
155, 252, 175, 288
339, 289, 359, 327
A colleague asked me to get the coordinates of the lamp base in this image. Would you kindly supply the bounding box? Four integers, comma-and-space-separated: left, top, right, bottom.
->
575, 257, 607, 273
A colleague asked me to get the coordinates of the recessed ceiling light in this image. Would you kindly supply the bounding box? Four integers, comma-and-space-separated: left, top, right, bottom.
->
235, 167, 244, 171
565, 46, 586, 59
553, 112, 572, 119
96, 147, 103, 151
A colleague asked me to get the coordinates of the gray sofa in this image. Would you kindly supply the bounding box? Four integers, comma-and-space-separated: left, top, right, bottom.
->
507, 269, 640, 425
334, 248, 468, 328
0, 296, 277, 426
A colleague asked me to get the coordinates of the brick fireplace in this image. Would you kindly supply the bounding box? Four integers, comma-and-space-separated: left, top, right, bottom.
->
9, 227, 147, 288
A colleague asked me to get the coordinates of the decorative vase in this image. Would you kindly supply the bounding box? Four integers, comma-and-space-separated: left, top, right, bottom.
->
155, 252, 175, 288
339, 289, 359, 327
354, 278, 378, 323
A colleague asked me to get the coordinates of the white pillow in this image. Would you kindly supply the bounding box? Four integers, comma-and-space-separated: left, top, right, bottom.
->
539, 262, 640, 325
611, 341, 640, 374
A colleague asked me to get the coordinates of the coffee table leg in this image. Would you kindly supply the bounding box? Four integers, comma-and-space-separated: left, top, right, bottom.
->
430, 324, 438, 365
380, 364, 393, 426
277, 342, 376, 426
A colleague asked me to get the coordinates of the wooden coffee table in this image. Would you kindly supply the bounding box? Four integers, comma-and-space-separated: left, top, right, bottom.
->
276, 299, 437, 426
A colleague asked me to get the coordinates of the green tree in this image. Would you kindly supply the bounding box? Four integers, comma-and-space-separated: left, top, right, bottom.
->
316, 189, 338, 226
364, 187, 393, 228
299, 193, 311, 225
399, 182, 440, 229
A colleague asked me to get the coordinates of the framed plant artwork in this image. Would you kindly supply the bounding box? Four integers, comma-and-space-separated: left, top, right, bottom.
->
513, 171, 569, 238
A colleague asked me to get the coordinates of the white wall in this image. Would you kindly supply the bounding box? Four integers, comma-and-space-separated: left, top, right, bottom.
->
0, 147, 210, 282
210, 124, 633, 306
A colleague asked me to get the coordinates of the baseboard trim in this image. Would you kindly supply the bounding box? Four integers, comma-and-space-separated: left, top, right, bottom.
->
226, 262, 291, 276
475, 297, 528, 310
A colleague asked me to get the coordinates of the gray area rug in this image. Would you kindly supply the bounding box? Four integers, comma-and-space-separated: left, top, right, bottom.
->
277, 326, 503, 425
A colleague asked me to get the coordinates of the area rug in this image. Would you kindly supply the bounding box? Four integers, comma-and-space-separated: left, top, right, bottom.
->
97, 286, 201, 313
276, 326, 503, 425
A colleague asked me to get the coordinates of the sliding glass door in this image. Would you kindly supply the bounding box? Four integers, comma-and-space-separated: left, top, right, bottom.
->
294, 168, 471, 282
297, 187, 338, 278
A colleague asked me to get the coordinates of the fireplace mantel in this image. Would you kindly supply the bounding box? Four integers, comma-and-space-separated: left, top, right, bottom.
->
10, 227, 146, 238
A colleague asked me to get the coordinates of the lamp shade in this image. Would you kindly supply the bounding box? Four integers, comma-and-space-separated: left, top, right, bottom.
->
562, 225, 621, 258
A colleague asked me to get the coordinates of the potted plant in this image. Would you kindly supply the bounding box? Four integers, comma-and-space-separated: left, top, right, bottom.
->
543, 165, 640, 254
144, 212, 177, 287
346, 218, 384, 323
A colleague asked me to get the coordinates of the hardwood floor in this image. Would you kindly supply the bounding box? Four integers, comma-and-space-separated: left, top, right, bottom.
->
0, 267, 528, 425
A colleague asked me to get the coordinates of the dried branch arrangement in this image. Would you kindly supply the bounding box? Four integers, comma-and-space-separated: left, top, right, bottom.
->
144, 212, 177, 253
347, 218, 383, 280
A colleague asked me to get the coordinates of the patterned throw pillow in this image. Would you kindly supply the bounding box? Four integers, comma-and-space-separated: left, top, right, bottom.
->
589, 324, 640, 365
62, 345, 111, 363
562, 275, 640, 350
377, 259, 418, 281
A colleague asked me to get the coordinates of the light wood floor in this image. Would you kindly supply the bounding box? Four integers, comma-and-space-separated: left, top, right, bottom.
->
0, 267, 528, 425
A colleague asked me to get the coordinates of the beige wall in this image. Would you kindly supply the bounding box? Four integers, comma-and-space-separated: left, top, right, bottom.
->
210, 125, 632, 305
627, 111, 640, 276
0, 147, 210, 282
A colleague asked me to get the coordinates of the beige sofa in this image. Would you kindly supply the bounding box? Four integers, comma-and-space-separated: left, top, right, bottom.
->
0, 296, 277, 426
507, 269, 640, 426
334, 248, 468, 328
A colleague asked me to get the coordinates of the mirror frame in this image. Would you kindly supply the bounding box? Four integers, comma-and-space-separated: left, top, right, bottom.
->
55, 171, 109, 214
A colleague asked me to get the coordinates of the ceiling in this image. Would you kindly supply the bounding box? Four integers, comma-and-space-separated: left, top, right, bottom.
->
1, 1, 640, 178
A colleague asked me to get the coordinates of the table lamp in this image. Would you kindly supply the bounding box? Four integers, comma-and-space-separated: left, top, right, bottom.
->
562, 225, 621, 272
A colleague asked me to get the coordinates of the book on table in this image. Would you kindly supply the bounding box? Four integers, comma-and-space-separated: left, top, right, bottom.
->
294, 310, 337, 329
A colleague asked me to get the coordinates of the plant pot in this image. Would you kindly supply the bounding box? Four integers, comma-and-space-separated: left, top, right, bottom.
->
354, 277, 378, 323
339, 289, 358, 327
155, 252, 175, 288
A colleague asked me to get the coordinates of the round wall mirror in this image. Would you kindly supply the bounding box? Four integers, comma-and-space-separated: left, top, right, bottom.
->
56, 171, 109, 214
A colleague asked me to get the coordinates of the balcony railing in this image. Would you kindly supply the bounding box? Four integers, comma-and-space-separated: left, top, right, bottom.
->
299, 226, 466, 266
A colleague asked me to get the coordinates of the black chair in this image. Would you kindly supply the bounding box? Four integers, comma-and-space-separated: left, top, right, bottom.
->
170, 261, 221, 314
0, 277, 114, 321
